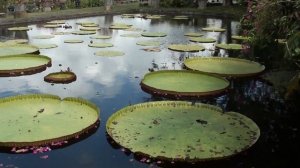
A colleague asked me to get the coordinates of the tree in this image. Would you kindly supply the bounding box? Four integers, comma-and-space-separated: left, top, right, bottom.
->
14, 0, 28, 18
223, 0, 232, 6
105, 0, 113, 11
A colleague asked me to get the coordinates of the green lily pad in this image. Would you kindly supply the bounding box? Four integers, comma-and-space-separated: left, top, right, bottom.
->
168, 44, 205, 52
81, 23, 99, 27
189, 37, 216, 43
80, 27, 100, 31
88, 42, 113, 48
173, 16, 189, 20
202, 27, 226, 32
231, 35, 251, 41
47, 20, 66, 24
0, 44, 39, 56
141, 70, 229, 98
4, 39, 28, 44
120, 33, 141, 38
0, 94, 99, 147
141, 32, 167, 37
109, 23, 132, 29
141, 47, 161, 52
184, 32, 204, 37
43, 24, 61, 28
123, 27, 144, 32
0, 54, 51, 77
121, 14, 135, 18
216, 43, 243, 50
32, 35, 55, 39
8, 27, 32, 31
136, 40, 162, 46
34, 44, 58, 49
76, 21, 96, 25
94, 50, 125, 57
184, 57, 265, 78
52, 31, 72, 35
72, 31, 96, 35
107, 101, 260, 161
146, 15, 162, 19
90, 35, 112, 39
44, 71, 77, 84
64, 39, 84, 43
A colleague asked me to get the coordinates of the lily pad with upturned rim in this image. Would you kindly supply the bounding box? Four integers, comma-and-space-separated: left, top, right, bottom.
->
80, 27, 100, 31
76, 21, 96, 25
173, 16, 189, 20
141, 32, 167, 37
202, 27, 226, 32
136, 40, 162, 46
140, 70, 229, 99
0, 44, 39, 56
106, 101, 260, 161
109, 23, 132, 29
184, 33, 204, 37
94, 50, 125, 57
0, 54, 51, 77
231, 35, 251, 41
43, 24, 61, 28
145, 15, 162, 19
81, 23, 99, 27
4, 39, 28, 44
34, 44, 58, 49
216, 43, 243, 50
120, 33, 141, 38
184, 57, 265, 78
88, 43, 113, 48
44, 71, 77, 84
90, 35, 112, 39
189, 37, 216, 43
64, 39, 84, 43
32, 35, 55, 39
72, 31, 96, 35
8, 27, 32, 31
0, 94, 99, 147
168, 44, 205, 52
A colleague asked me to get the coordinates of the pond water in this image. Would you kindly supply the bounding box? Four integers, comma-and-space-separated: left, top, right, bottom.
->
0, 15, 299, 168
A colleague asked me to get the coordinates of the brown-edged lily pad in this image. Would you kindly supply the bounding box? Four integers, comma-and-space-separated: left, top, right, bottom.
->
202, 27, 226, 32
184, 32, 204, 37
64, 39, 84, 43
189, 37, 216, 43
168, 44, 205, 52
44, 71, 77, 84
141, 32, 167, 37
216, 43, 243, 50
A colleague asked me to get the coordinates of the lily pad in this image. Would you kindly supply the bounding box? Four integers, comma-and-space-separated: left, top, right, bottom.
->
189, 37, 216, 43
72, 31, 96, 35
90, 35, 112, 39
34, 44, 58, 49
168, 44, 205, 52
123, 27, 144, 32
4, 39, 28, 44
141, 32, 167, 37
64, 39, 84, 43
81, 23, 99, 27
8, 27, 32, 31
173, 16, 189, 20
47, 20, 66, 24
76, 21, 96, 25
0, 94, 99, 147
232, 35, 251, 41
109, 23, 132, 29
146, 15, 162, 19
107, 101, 260, 161
94, 50, 125, 57
216, 43, 243, 50
0, 44, 39, 56
184, 33, 203, 37
44, 71, 77, 84
202, 27, 226, 32
136, 40, 162, 46
0, 54, 51, 77
120, 33, 141, 38
43, 24, 61, 28
52, 31, 72, 35
142, 47, 161, 52
80, 27, 100, 31
140, 70, 229, 98
121, 14, 135, 18
184, 57, 265, 78
88, 43, 113, 48
32, 35, 55, 39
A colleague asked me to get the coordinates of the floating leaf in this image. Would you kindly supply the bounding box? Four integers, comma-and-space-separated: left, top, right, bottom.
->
32, 35, 55, 39
88, 42, 113, 48
168, 44, 205, 52
136, 40, 162, 46
231, 35, 251, 41
184, 32, 203, 37
47, 20, 66, 24
0, 44, 39, 56
76, 21, 96, 25
94, 50, 125, 57
33, 44, 58, 49
81, 23, 99, 27
189, 37, 216, 43
44, 71, 77, 84
146, 15, 162, 19
64, 39, 84, 43
216, 43, 242, 50
8, 27, 32, 31
43, 24, 61, 28
173, 16, 189, 20
72, 31, 96, 35
120, 33, 141, 38
110, 23, 132, 29
90, 35, 112, 39
202, 27, 226, 32
141, 32, 167, 37
4, 39, 28, 44
121, 14, 135, 18
80, 27, 100, 31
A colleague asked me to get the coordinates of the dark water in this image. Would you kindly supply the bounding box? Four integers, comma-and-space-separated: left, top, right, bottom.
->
0, 15, 299, 168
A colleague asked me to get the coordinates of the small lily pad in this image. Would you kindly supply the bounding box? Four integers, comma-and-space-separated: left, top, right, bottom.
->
32, 35, 55, 39
88, 43, 113, 48
184, 32, 203, 37
47, 20, 66, 24
34, 44, 58, 49
120, 33, 141, 38
232, 35, 251, 41
81, 23, 99, 27
136, 40, 161, 46
173, 15, 189, 20
202, 27, 226, 32
141, 32, 167, 37
52, 32, 72, 35
43, 24, 61, 28
168, 44, 205, 52
216, 43, 243, 50
90, 35, 112, 39
146, 15, 162, 19
72, 31, 96, 35
76, 21, 96, 25
64, 39, 84, 43
110, 23, 132, 29
94, 50, 125, 57
44, 71, 77, 84
4, 39, 28, 44
0, 44, 39, 56
189, 37, 216, 43
8, 27, 32, 31
80, 27, 100, 31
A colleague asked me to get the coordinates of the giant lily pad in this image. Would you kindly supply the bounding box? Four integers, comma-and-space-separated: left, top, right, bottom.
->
202, 27, 226, 32
44, 71, 77, 84
120, 33, 141, 38
140, 70, 229, 99
0, 94, 99, 147
80, 27, 100, 31
81, 23, 99, 27
107, 101, 260, 161
168, 44, 205, 52
64, 39, 84, 43
90, 35, 111, 39
0, 44, 39, 56
145, 15, 162, 19
231, 35, 251, 41
184, 33, 203, 37
88, 43, 113, 48
216, 43, 242, 50
189, 37, 216, 43
121, 14, 135, 18
72, 31, 96, 35
8, 27, 32, 31
184, 57, 265, 78
32, 35, 55, 39
173, 15, 189, 20
109, 23, 132, 29
34, 44, 58, 49
43, 24, 61, 28
76, 21, 96, 25
141, 32, 167, 37
136, 40, 162, 46
4, 39, 28, 44
94, 50, 125, 57
0, 54, 51, 77
52, 31, 72, 35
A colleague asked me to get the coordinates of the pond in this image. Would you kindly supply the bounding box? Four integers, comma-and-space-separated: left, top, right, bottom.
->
0, 15, 298, 168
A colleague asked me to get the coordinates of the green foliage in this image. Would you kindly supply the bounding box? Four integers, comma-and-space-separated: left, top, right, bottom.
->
159, 0, 195, 8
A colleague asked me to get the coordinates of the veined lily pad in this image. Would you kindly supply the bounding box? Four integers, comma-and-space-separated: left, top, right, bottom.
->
232, 35, 251, 41
34, 44, 58, 49
168, 44, 205, 52
64, 39, 84, 43
216, 43, 242, 50
189, 37, 216, 43
81, 23, 99, 27
184, 33, 203, 37
32, 35, 55, 39
80, 27, 100, 31
44, 71, 77, 84
43, 24, 61, 28
141, 32, 167, 37
136, 40, 161, 46
120, 33, 141, 38
88, 43, 113, 48
109, 23, 132, 29
202, 27, 226, 32
4, 39, 28, 44
140, 70, 229, 98
8, 27, 32, 31
72, 31, 96, 35
0, 54, 51, 77
90, 35, 111, 39
94, 50, 125, 57
107, 101, 260, 161
0, 44, 39, 56
184, 57, 265, 77
0, 94, 99, 147
47, 20, 66, 24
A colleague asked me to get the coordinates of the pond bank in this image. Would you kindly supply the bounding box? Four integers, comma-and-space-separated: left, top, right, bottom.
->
0, 4, 245, 26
